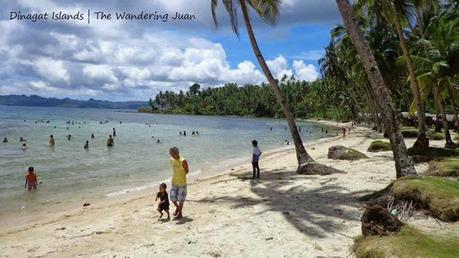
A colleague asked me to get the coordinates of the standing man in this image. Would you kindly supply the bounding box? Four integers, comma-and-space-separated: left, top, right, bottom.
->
169, 147, 189, 219
251, 140, 262, 179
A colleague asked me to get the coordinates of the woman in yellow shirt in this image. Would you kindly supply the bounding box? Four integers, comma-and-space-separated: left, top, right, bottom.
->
169, 146, 189, 219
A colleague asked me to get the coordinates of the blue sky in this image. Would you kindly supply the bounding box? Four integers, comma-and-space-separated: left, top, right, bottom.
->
0, 0, 340, 101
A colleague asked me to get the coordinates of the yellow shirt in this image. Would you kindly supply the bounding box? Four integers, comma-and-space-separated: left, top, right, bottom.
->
171, 157, 187, 186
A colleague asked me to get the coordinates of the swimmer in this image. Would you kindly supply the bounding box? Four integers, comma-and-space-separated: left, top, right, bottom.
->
19, 137, 26, 142
3, 137, 7, 143
25, 167, 38, 191
49, 135, 55, 146
191, 131, 195, 136
84, 140, 89, 149
67, 134, 71, 141
157, 139, 161, 144
91, 133, 95, 139
21, 143, 27, 150
107, 135, 114, 147
113, 128, 116, 137
183, 131, 186, 136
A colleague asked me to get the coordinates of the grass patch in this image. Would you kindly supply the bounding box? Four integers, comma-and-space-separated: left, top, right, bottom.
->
427, 130, 445, 140
367, 140, 391, 152
401, 127, 419, 138
391, 177, 459, 221
428, 158, 459, 177
407, 146, 459, 158
347, 149, 369, 160
354, 225, 459, 258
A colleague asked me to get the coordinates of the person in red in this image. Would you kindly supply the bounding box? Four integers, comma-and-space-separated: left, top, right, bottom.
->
25, 166, 38, 191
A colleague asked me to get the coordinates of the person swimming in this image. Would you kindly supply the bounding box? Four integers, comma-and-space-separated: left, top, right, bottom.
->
21, 143, 27, 150
49, 135, 55, 146
19, 137, 26, 142
191, 131, 196, 136
183, 131, 186, 136
84, 140, 89, 149
113, 128, 116, 137
3, 137, 7, 143
156, 139, 161, 144
285, 140, 290, 145
91, 133, 95, 139
107, 135, 114, 147
67, 134, 71, 141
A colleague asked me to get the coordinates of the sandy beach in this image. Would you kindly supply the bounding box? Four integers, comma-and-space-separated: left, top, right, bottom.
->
0, 123, 436, 258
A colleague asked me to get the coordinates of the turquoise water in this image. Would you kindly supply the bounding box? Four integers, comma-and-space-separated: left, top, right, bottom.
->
0, 105, 334, 223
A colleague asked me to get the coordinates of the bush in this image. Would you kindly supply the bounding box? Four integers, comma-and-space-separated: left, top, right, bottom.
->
427, 130, 445, 140
391, 177, 459, 221
353, 225, 459, 258
427, 158, 459, 177
367, 140, 391, 152
401, 127, 419, 138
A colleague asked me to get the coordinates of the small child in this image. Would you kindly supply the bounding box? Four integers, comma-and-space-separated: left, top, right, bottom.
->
155, 183, 170, 219
251, 140, 262, 179
25, 166, 38, 191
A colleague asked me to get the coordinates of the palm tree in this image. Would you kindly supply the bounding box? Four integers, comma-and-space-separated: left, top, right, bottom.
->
410, 8, 459, 147
356, 0, 428, 149
211, 0, 337, 174
335, 0, 417, 178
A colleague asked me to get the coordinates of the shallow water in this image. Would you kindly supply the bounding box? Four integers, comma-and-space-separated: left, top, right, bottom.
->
0, 105, 334, 224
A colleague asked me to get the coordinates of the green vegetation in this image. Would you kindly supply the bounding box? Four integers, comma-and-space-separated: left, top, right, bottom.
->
367, 140, 391, 152
354, 225, 459, 258
146, 80, 344, 120
427, 130, 445, 140
428, 158, 459, 177
391, 177, 459, 221
345, 149, 369, 160
407, 146, 459, 158
401, 128, 419, 138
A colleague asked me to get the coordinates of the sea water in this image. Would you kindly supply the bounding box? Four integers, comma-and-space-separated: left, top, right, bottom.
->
0, 105, 334, 227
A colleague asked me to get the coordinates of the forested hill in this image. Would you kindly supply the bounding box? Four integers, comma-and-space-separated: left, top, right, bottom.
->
0, 95, 147, 109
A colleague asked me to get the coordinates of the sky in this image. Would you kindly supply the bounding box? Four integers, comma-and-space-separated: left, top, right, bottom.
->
0, 0, 342, 101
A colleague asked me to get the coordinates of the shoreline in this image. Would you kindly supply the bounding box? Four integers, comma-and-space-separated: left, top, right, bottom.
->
2, 120, 436, 257
0, 125, 337, 235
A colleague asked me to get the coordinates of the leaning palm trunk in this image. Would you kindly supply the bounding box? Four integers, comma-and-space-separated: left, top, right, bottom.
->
336, 0, 417, 178
389, 1, 427, 146
446, 83, 459, 132
433, 87, 455, 147
239, 0, 313, 171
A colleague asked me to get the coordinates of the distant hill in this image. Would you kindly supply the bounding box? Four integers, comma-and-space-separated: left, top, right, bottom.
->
0, 95, 148, 109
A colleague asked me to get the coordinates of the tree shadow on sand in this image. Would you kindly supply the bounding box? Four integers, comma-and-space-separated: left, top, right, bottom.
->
194, 169, 370, 238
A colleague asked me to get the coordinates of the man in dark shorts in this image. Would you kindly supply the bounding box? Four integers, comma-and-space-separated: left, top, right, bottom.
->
155, 183, 170, 220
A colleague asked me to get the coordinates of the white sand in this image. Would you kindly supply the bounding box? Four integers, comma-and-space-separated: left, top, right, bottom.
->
0, 124, 434, 258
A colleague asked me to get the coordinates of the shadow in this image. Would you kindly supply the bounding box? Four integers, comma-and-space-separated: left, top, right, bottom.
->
194, 168, 367, 238
175, 216, 194, 225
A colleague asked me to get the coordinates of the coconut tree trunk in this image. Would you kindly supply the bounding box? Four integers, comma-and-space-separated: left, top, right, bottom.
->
239, 0, 313, 170
446, 82, 459, 132
336, 0, 417, 178
389, 1, 427, 142
433, 87, 455, 147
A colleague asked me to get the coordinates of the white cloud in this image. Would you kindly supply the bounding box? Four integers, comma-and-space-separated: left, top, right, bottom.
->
82, 64, 117, 83
293, 60, 319, 82
33, 58, 70, 83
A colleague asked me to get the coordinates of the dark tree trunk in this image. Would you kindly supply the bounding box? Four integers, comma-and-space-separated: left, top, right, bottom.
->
390, 1, 427, 146
336, 0, 417, 178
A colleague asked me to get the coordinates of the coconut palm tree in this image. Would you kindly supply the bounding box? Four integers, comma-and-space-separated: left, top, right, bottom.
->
211, 0, 337, 174
355, 0, 428, 150
335, 0, 417, 178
